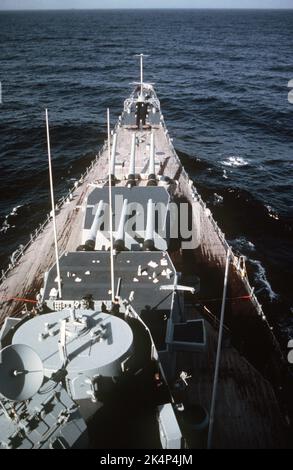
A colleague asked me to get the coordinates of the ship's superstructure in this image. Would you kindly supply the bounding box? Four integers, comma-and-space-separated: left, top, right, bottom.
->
0, 57, 291, 449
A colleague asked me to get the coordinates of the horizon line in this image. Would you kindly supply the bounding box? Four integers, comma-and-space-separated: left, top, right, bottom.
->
1, 7, 293, 11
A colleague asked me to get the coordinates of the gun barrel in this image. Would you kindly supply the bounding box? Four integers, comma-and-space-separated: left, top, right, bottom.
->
147, 131, 157, 186
127, 133, 136, 186
110, 133, 118, 178
143, 198, 155, 251
114, 198, 128, 251
78, 199, 104, 251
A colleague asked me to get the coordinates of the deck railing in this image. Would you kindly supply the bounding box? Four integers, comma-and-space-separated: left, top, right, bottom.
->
0, 142, 108, 286
160, 116, 285, 360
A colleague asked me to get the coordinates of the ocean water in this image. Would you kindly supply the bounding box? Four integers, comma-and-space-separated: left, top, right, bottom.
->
0, 9, 292, 346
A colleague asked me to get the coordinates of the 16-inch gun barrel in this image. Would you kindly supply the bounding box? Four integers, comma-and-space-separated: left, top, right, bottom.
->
147, 131, 157, 186
127, 134, 136, 187
114, 198, 128, 252
77, 199, 104, 251
110, 133, 117, 181
143, 198, 155, 251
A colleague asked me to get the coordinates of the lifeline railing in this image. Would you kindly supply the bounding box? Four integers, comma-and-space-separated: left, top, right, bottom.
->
0, 141, 109, 285
160, 114, 285, 361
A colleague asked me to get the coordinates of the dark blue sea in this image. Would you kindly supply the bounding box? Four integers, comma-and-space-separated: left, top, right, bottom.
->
0, 9, 292, 347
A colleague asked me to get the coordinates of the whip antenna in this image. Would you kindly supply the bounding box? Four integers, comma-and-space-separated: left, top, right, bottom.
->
107, 108, 115, 304
135, 54, 149, 96
207, 247, 231, 449
45, 109, 62, 299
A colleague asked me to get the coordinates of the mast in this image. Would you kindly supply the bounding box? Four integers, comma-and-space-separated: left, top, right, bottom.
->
45, 109, 62, 299
107, 109, 115, 304
140, 53, 143, 96
135, 53, 148, 96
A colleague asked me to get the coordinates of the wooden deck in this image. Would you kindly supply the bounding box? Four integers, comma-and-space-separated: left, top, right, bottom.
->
0, 110, 290, 449
175, 308, 289, 449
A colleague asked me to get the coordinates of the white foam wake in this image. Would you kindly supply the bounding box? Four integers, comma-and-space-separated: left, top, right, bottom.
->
221, 156, 249, 168
249, 259, 278, 301
230, 236, 256, 253
265, 204, 279, 221
0, 205, 23, 234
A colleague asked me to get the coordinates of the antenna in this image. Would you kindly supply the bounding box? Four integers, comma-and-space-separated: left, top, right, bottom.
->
208, 247, 231, 449
135, 54, 149, 96
45, 109, 62, 299
0, 344, 44, 401
107, 109, 115, 304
